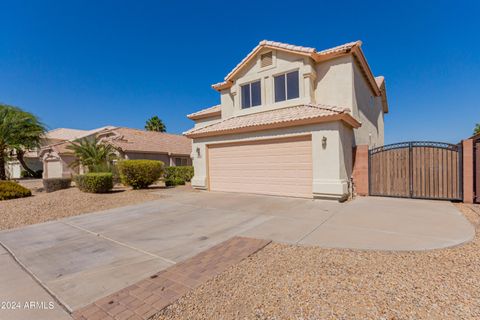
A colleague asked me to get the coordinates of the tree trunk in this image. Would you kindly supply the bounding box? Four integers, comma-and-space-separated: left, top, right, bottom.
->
0, 148, 6, 180
16, 149, 37, 177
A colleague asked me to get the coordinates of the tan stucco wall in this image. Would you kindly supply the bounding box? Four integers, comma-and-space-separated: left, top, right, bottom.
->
188, 46, 386, 198
192, 51, 385, 150
191, 122, 354, 199
352, 61, 385, 147
125, 152, 171, 165
219, 49, 316, 120
315, 55, 354, 109
124, 152, 192, 167
193, 115, 222, 129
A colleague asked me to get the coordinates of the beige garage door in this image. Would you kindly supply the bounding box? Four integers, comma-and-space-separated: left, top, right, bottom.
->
208, 135, 312, 198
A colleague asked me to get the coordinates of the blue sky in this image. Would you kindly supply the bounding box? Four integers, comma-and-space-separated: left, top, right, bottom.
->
1, 0, 479, 144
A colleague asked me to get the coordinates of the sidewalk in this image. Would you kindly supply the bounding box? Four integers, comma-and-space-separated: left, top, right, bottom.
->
0, 245, 71, 320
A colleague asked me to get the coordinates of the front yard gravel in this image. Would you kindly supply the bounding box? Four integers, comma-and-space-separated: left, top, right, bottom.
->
153, 203, 480, 320
0, 183, 162, 231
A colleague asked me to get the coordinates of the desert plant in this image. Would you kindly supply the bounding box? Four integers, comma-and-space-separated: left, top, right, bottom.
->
116, 159, 164, 189
75, 173, 113, 193
43, 178, 71, 193
164, 166, 194, 182
0, 181, 32, 200
145, 116, 166, 132
66, 137, 117, 172
0, 104, 46, 180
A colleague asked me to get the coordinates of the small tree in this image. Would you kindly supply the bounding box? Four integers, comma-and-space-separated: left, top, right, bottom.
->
145, 116, 166, 132
0, 104, 46, 180
66, 137, 117, 172
474, 123, 480, 136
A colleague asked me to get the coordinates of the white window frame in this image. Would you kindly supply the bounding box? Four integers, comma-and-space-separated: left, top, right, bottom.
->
273, 69, 300, 103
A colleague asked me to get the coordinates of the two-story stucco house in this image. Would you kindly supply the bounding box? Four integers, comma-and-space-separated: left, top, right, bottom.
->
184, 40, 388, 200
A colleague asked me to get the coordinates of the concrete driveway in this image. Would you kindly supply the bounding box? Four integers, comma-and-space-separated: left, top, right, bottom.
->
0, 188, 474, 317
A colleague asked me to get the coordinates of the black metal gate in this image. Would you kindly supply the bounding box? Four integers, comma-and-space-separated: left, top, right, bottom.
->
369, 141, 463, 201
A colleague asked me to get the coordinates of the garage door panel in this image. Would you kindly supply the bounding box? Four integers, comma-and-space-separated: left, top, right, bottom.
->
209, 162, 313, 171
208, 136, 312, 198
210, 169, 312, 179
211, 181, 312, 198
210, 154, 310, 164
210, 176, 312, 184
210, 145, 311, 156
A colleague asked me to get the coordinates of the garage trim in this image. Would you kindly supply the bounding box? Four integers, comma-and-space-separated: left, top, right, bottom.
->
206, 134, 313, 198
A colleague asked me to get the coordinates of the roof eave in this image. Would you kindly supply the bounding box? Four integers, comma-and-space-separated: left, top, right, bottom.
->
187, 110, 222, 120
184, 113, 361, 139
351, 46, 381, 96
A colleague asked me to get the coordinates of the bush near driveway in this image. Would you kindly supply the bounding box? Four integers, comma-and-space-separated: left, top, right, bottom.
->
0, 181, 32, 200
116, 159, 164, 189
165, 177, 186, 187
43, 178, 72, 193
75, 173, 113, 193
165, 166, 194, 182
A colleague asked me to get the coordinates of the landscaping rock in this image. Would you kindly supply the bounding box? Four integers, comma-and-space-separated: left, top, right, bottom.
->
153, 203, 480, 320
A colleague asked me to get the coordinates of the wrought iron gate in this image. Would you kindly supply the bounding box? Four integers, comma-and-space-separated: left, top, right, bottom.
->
369, 141, 463, 201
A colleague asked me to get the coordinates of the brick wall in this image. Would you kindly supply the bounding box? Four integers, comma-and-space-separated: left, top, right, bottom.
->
352, 145, 369, 196
463, 139, 474, 203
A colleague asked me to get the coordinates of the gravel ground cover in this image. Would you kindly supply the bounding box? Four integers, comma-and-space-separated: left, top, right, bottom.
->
0, 180, 163, 231
153, 203, 480, 320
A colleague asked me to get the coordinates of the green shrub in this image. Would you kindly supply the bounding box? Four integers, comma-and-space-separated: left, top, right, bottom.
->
0, 181, 32, 200
164, 166, 194, 182
116, 160, 164, 189
75, 173, 113, 193
43, 178, 71, 193
165, 177, 185, 187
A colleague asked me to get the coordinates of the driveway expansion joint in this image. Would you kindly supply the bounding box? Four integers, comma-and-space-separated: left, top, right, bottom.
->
71, 236, 271, 320
61, 221, 177, 265
0, 240, 72, 314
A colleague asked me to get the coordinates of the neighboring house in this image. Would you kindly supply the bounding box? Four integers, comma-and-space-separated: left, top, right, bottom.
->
5, 127, 113, 179
39, 127, 192, 179
185, 40, 388, 200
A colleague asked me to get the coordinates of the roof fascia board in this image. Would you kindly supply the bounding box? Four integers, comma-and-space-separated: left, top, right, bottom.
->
185, 114, 360, 139
187, 110, 222, 120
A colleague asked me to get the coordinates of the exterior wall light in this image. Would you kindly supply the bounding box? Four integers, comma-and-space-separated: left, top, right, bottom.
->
196, 147, 201, 158
322, 136, 327, 149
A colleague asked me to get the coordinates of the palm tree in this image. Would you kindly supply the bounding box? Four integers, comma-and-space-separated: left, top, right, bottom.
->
66, 137, 117, 172
0, 104, 46, 180
145, 116, 166, 132
474, 123, 480, 135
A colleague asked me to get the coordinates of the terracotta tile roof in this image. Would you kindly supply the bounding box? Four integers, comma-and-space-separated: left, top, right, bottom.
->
215, 40, 363, 89
187, 105, 221, 119
316, 41, 361, 56
45, 128, 90, 141
41, 127, 191, 157
184, 104, 360, 138
44, 126, 116, 142
103, 127, 191, 155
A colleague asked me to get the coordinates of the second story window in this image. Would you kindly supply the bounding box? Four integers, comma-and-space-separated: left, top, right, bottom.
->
274, 70, 299, 103
241, 80, 261, 109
